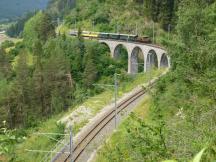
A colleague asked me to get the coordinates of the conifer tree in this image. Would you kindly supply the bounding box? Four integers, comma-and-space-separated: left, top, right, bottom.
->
83, 45, 98, 88
43, 46, 72, 114
0, 48, 11, 79
36, 12, 56, 42
71, 27, 86, 81
32, 41, 45, 115
83, 58, 97, 88
4, 51, 31, 128
160, 0, 175, 30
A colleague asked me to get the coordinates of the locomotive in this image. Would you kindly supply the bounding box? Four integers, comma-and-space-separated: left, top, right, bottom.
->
69, 30, 152, 43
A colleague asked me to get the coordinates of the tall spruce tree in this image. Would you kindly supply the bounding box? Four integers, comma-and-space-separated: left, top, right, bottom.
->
70, 28, 86, 81
160, 0, 175, 30
4, 51, 31, 128
36, 12, 56, 42
0, 48, 11, 79
43, 46, 72, 114
83, 44, 98, 88
0, 48, 11, 128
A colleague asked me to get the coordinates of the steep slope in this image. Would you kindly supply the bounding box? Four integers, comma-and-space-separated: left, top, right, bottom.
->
0, 0, 49, 21
94, 1, 216, 161
46, 0, 76, 18
54, 0, 178, 37
1, 0, 215, 162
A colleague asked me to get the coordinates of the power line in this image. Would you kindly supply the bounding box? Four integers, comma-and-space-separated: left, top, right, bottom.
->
93, 73, 120, 129
26, 126, 74, 162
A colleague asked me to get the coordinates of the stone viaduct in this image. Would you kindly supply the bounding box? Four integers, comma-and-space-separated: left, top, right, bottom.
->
98, 39, 171, 74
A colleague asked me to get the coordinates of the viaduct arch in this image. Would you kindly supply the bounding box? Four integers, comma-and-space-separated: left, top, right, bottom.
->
99, 39, 170, 74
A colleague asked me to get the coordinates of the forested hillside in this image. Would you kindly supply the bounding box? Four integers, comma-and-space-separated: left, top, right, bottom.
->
0, 0, 216, 161
0, 3, 134, 160
95, 0, 216, 161
5, 0, 76, 38
0, 0, 49, 21
63, 0, 179, 35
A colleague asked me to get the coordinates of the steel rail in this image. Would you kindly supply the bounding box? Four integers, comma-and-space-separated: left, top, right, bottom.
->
70, 35, 165, 50
98, 38, 165, 50
53, 89, 144, 162
72, 90, 145, 162
53, 73, 165, 162
71, 79, 158, 162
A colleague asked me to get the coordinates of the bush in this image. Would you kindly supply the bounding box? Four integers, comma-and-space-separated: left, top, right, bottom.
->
1, 40, 14, 49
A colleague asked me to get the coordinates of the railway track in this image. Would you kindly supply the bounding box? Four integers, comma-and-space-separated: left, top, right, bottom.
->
52, 72, 167, 162
98, 38, 165, 50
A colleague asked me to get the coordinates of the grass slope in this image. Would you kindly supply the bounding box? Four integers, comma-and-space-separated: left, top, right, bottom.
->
94, 95, 152, 162
12, 69, 165, 162
94, 71, 216, 162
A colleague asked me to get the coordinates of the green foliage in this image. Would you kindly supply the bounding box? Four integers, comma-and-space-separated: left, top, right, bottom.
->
96, 98, 167, 162
2, 0, 216, 161
0, 28, 131, 131
95, 1, 216, 161
0, 79, 10, 129
0, 121, 26, 161
14, 118, 66, 162
32, 38, 72, 117
150, 1, 216, 161
23, 11, 55, 50
0, 37, 73, 129
192, 148, 206, 162
36, 12, 56, 42
114, 45, 128, 72
0, 48, 11, 78
63, 0, 178, 34
6, 12, 36, 38
47, 0, 76, 18
23, 12, 43, 49
4, 41, 26, 66
1, 40, 14, 49
53, 123, 65, 140
163, 148, 207, 162
83, 55, 98, 88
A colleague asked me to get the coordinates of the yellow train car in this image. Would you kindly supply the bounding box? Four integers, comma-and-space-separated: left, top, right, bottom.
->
82, 31, 99, 39
69, 30, 151, 43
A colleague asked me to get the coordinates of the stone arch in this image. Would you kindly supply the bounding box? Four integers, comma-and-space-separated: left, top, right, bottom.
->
100, 42, 112, 56
114, 44, 129, 71
130, 46, 144, 74
146, 49, 158, 71
160, 53, 169, 68
113, 44, 128, 59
